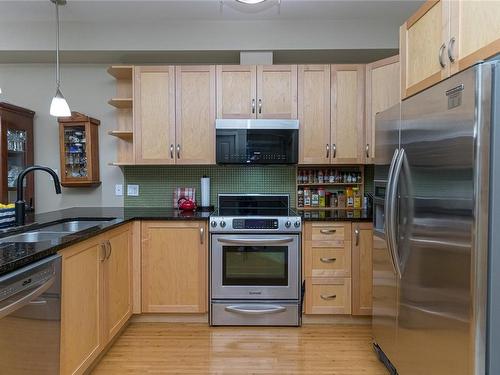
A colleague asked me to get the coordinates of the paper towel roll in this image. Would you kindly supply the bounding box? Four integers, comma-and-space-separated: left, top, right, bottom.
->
201, 176, 210, 207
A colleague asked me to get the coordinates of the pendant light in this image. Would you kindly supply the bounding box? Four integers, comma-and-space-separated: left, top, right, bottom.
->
49, 0, 71, 117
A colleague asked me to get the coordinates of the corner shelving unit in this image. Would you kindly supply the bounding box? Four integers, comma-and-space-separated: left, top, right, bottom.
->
107, 65, 134, 166
296, 166, 364, 210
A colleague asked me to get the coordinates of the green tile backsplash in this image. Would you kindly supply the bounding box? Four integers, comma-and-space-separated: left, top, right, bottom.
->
124, 165, 297, 208
124, 164, 375, 208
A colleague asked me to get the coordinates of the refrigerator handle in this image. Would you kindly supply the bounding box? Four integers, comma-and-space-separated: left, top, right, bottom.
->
385, 148, 400, 275
388, 148, 405, 279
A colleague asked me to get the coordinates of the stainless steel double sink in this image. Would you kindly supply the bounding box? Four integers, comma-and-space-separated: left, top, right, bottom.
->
0, 220, 113, 244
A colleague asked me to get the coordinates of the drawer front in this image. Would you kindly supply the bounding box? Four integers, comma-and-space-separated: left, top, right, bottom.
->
305, 278, 351, 315
211, 301, 300, 326
309, 247, 350, 277
311, 224, 346, 242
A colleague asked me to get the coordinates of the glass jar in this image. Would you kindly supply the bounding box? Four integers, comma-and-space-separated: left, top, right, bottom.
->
346, 187, 354, 208
318, 188, 326, 207
337, 191, 346, 208
353, 187, 362, 209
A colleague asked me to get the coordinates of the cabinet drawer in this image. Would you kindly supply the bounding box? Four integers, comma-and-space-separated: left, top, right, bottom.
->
305, 222, 351, 243
305, 278, 351, 315
307, 247, 351, 278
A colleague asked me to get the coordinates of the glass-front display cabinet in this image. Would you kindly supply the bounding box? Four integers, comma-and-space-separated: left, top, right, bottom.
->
58, 112, 101, 187
0, 102, 35, 206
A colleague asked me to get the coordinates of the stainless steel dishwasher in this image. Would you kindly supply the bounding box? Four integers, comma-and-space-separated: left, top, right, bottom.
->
0, 255, 61, 374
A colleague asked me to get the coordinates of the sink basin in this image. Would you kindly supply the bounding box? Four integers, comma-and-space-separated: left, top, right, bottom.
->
2, 231, 72, 243
41, 220, 111, 233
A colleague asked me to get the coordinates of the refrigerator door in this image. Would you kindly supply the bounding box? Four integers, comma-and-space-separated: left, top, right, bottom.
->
396, 63, 492, 375
372, 104, 401, 368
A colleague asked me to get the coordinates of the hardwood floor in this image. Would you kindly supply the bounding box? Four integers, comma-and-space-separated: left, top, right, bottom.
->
91, 323, 388, 374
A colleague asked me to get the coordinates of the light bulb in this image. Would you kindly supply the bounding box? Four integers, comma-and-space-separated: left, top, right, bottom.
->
50, 88, 71, 117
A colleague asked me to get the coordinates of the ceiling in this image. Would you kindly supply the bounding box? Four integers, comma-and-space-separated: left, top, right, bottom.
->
0, 0, 424, 23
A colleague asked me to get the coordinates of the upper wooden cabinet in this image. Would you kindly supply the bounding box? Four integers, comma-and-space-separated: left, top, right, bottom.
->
400, 0, 500, 99
216, 64, 297, 119
175, 66, 216, 164
365, 56, 400, 164
331, 65, 365, 164
141, 221, 208, 313
298, 65, 331, 165
134, 66, 176, 164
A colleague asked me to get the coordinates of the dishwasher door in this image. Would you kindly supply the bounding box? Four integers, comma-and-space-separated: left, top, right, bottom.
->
0, 255, 61, 375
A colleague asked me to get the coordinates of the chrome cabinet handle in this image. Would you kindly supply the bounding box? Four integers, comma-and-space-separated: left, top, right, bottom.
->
225, 305, 286, 315
258, 99, 262, 114
366, 144, 370, 158
218, 237, 294, 245
200, 227, 204, 245
320, 257, 337, 263
106, 240, 112, 260
170, 144, 174, 159
251, 99, 256, 114
332, 144, 336, 158
439, 43, 447, 68
100, 242, 107, 262
326, 144, 330, 158
447, 37, 456, 63
355, 226, 360, 246
320, 229, 336, 234
176, 144, 180, 159
320, 294, 337, 301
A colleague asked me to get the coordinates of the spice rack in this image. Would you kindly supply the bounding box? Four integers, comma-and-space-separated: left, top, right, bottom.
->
296, 166, 365, 210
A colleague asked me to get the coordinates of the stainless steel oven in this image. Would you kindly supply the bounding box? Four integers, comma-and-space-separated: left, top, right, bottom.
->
215, 119, 299, 164
211, 234, 300, 300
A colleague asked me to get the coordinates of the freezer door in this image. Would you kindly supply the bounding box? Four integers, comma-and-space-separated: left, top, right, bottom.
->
396, 63, 492, 375
372, 103, 401, 366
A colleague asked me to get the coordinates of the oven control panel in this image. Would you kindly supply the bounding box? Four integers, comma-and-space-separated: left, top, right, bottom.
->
209, 216, 301, 233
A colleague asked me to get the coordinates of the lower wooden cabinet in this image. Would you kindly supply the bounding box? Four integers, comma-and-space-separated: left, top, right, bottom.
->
141, 221, 208, 313
60, 224, 133, 375
351, 223, 373, 316
305, 277, 352, 315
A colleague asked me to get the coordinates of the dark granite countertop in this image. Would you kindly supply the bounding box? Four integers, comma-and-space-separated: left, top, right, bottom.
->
0, 207, 212, 277
299, 209, 373, 222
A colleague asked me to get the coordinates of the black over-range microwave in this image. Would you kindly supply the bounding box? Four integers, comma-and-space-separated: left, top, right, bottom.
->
215, 119, 299, 164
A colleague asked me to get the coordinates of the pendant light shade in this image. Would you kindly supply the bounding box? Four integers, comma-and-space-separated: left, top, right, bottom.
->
50, 87, 71, 117
50, 0, 70, 117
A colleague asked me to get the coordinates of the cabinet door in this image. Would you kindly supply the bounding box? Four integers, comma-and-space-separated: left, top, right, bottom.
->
450, 0, 500, 73
216, 65, 257, 119
60, 238, 104, 375
400, 0, 450, 98
365, 56, 400, 163
175, 66, 216, 164
257, 65, 297, 119
331, 65, 365, 164
351, 223, 373, 316
103, 225, 133, 342
142, 221, 207, 313
298, 65, 331, 165
305, 278, 352, 315
134, 66, 176, 164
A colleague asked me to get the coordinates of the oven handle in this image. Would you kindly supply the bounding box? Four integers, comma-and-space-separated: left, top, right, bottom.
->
225, 304, 287, 315
217, 237, 295, 246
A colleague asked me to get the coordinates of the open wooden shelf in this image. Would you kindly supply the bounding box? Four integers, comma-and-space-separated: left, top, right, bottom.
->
108, 98, 133, 109
108, 130, 133, 141
107, 66, 133, 80
298, 182, 363, 187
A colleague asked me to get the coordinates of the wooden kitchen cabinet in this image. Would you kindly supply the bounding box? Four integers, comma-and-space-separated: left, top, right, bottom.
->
141, 221, 208, 313
175, 65, 216, 164
305, 277, 352, 315
400, 0, 500, 99
331, 65, 365, 164
365, 56, 400, 163
134, 66, 176, 164
216, 64, 297, 119
102, 224, 133, 341
216, 65, 257, 119
351, 222, 373, 316
60, 224, 133, 375
60, 237, 104, 375
257, 65, 297, 119
298, 65, 331, 165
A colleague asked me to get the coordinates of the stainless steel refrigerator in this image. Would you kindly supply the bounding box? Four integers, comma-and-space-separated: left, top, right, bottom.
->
372, 59, 500, 375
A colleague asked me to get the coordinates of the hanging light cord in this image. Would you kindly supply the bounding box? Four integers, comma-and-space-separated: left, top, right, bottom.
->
55, 1, 60, 88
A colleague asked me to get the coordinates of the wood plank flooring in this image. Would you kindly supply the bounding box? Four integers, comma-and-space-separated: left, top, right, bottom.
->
91, 323, 388, 374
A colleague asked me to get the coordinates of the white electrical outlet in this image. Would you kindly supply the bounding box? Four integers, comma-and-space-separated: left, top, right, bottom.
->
127, 184, 139, 196
115, 184, 123, 196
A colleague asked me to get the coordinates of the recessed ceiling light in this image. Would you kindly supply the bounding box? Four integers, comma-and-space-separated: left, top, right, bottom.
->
236, 0, 267, 4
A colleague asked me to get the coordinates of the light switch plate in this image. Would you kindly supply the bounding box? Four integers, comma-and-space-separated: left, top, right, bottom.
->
115, 184, 123, 196
127, 184, 139, 196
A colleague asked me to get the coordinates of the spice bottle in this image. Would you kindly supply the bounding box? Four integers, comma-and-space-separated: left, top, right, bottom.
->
311, 190, 320, 207
337, 191, 346, 208
298, 188, 304, 208
304, 188, 311, 207
353, 187, 361, 209
318, 188, 326, 207
346, 187, 354, 208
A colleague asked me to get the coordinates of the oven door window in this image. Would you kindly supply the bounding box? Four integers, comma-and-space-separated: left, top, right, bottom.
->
222, 246, 288, 286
